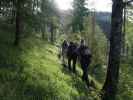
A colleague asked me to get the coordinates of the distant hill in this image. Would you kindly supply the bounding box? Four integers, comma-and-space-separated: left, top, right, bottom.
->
58, 9, 112, 38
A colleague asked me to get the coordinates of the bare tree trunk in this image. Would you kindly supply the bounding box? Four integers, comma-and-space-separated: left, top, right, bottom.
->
42, 23, 46, 40
91, 10, 95, 52
101, 0, 123, 100
32, 0, 35, 12
14, 0, 21, 46
10, 0, 16, 24
50, 23, 54, 43
42, 31, 45, 40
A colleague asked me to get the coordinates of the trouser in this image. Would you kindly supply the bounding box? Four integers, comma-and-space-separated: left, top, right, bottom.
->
81, 63, 89, 82
62, 53, 65, 64
62, 49, 67, 65
68, 56, 77, 72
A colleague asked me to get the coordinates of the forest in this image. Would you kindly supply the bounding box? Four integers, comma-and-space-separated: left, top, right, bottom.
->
0, 0, 133, 100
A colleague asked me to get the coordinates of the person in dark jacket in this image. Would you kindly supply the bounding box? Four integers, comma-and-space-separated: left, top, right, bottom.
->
78, 39, 92, 84
61, 40, 69, 65
67, 42, 78, 73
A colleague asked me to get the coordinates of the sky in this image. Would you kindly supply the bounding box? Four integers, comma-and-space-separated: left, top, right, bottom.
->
55, 0, 112, 12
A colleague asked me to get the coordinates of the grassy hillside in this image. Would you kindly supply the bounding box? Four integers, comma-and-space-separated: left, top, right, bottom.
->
0, 30, 101, 100
1, 21, 133, 100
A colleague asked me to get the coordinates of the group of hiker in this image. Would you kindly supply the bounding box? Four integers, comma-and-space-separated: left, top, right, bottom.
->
60, 39, 92, 86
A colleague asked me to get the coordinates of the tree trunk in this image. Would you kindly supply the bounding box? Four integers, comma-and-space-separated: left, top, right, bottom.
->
32, 0, 35, 12
42, 31, 45, 40
11, 1, 16, 24
101, 0, 123, 100
42, 23, 46, 40
14, 0, 21, 46
50, 23, 54, 43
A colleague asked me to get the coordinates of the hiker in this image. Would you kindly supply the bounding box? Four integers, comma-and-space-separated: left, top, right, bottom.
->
78, 39, 92, 85
61, 40, 69, 66
67, 41, 78, 73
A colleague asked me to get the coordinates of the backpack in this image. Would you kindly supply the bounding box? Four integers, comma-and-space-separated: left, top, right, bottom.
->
84, 48, 91, 55
62, 41, 68, 49
80, 45, 91, 56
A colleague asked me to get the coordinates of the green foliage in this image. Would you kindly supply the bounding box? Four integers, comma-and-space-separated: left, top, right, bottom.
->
125, 21, 133, 62
116, 64, 133, 100
0, 29, 101, 99
0, 1, 133, 99
0, 0, 61, 42
71, 0, 89, 32
115, 21, 133, 100
82, 16, 108, 84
